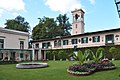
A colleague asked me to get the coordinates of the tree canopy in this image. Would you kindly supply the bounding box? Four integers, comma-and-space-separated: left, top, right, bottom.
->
5, 15, 30, 32
32, 14, 72, 40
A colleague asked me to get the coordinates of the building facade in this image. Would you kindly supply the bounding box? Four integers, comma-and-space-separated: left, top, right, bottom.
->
31, 9, 120, 60
0, 27, 32, 61
32, 28, 120, 60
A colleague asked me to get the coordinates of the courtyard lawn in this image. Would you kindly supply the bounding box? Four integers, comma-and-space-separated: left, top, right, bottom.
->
0, 61, 120, 80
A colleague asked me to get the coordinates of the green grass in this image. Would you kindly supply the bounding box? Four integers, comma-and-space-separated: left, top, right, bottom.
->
0, 61, 120, 80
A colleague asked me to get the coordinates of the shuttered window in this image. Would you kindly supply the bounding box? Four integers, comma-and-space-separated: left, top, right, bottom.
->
63, 40, 68, 45
81, 37, 88, 43
72, 39, 78, 44
92, 36, 100, 42
0, 39, 4, 48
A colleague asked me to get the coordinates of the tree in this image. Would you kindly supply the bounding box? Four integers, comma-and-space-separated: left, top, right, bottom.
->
56, 14, 72, 36
109, 47, 118, 60
5, 15, 30, 32
32, 14, 72, 40
46, 50, 53, 60
32, 17, 57, 40
70, 49, 90, 65
58, 50, 68, 60
97, 47, 105, 59
91, 48, 104, 63
52, 50, 57, 61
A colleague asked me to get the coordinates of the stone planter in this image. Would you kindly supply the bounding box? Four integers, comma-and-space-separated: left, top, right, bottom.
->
16, 62, 48, 69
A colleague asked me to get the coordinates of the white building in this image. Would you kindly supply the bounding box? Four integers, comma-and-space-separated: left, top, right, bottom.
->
0, 27, 32, 61
31, 9, 120, 60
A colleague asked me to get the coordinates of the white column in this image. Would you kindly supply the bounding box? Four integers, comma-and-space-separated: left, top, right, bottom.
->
32, 49, 35, 61
44, 51, 46, 60
3, 53, 6, 60
8, 52, 11, 60
38, 49, 41, 60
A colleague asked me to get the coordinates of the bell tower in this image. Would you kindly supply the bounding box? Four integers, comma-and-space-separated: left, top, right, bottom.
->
71, 9, 85, 35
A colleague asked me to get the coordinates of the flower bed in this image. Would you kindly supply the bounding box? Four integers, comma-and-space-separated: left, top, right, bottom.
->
67, 69, 91, 76
67, 60, 116, 76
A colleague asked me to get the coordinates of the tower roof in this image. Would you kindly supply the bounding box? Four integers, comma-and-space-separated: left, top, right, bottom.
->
71, 9, 84, 13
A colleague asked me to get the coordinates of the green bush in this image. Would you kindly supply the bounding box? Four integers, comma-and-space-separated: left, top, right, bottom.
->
46, 45, 120, 60
0, 61, 18, 65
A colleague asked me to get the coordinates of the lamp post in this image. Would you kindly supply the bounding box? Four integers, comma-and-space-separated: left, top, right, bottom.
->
115, 0, 120, 18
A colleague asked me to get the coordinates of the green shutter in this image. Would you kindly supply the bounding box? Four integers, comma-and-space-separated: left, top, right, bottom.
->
76, 39, 78, 44
92, 37, 95, 42
112, 34, 114, 43
20, 53, 23, 58
98, 36, 100, 42
81, 38, 83, 43
86, 37, 88, 43
72, 39, 74, 44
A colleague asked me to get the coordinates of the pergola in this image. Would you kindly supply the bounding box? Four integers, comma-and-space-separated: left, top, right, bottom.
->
115, 0, 120, 18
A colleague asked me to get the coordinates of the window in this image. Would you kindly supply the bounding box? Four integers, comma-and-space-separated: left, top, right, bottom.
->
72, 39, 78, 44
58, 40, 61, 46
0, 39, 4, 49
81, 37, 88, 43
63, 40, 68, 45
54, 40, 57, 47
42, 43, 46, 48
105, 34, 114, 44
20, 41, 24, 49
92, 36, 100, 42
42, 42, 50, 48
35, 44, 39, 48
76, 24, 77, 28
20, 53, 23, 58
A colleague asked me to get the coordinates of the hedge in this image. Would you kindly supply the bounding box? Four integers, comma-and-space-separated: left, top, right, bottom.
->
46, 45, 120, 60
0, 61, 18, 65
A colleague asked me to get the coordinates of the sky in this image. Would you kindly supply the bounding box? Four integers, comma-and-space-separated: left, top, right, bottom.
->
0, 0, 120, 33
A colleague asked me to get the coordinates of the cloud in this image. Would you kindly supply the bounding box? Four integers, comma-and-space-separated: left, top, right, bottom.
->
0, 9, 4, 17
89, 0, 96, 5
0, 0, 25, 11
12, 12, 19, 17
44, 0, 82, 13
0, 0, 25, 17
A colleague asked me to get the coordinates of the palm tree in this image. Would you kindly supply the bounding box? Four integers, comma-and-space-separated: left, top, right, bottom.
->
70, 49, 90, 65
91, 48, 104, 62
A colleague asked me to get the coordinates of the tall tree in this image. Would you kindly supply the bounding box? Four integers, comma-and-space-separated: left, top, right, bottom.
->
32, 17, 57, 40
56, 14, 72, 36
5, 15, 30, 32
32, 14, 72, 40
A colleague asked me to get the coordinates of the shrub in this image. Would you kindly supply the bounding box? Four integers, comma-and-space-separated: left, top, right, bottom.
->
58, 50, 66, 60
109, 47, 118, 59
0, 61, 18, 65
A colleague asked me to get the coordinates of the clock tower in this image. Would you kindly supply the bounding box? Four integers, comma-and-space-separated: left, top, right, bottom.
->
71, 9, 85, 35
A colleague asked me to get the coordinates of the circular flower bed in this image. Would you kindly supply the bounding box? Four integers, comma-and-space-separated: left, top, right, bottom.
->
67, 60, 116, 76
